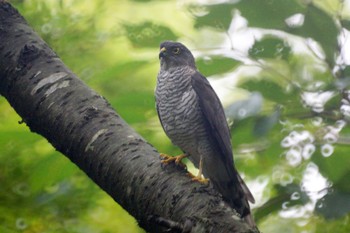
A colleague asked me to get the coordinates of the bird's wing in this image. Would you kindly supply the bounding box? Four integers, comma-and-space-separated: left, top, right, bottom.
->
191, 71, 234, 166
191, 71, 256, 204
155, 99, 167, 136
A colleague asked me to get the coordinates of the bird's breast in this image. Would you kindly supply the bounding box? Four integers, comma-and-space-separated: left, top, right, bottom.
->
155, 68, 207, 153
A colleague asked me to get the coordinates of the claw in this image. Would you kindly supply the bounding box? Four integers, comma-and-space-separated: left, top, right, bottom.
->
159, 153, 209, 185
160, 153, 187, 168
187, 172, 209, 185
189, 155, 209, 185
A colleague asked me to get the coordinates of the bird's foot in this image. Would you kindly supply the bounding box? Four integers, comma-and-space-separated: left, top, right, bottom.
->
160, 153, 187, 168
187, 172, 209, 185
186, 156, 209, 185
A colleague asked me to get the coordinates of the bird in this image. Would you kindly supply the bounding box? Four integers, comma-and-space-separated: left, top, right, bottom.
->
155, 41, 255, 226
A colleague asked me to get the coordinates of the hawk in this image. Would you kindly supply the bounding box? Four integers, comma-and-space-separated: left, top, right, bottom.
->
155, 41, 255, 226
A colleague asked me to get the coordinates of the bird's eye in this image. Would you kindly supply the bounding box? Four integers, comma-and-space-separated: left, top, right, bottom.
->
173, 47, 180, 54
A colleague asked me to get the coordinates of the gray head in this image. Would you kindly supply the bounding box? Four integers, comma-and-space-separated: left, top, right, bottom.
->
159, 41, 196, 70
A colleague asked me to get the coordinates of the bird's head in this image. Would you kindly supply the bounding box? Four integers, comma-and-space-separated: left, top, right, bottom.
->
159, 41, 196, 70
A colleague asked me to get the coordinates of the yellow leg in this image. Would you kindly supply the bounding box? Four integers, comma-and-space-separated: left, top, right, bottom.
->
188, 156, 209, 185
160, 153, 187, 168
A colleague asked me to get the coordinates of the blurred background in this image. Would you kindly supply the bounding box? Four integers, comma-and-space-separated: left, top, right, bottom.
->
1, 0, 350, 232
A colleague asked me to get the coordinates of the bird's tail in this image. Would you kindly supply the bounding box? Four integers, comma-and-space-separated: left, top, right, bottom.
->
237, 172, 255, 204
211, 173, 256, 227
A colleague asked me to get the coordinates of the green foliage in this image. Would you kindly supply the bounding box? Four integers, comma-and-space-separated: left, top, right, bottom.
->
191, 3, 235, 30
124, 21, 178, 48
2, 0, 350, 232
236, 0, 304, 29
316, 190, 350, 219
196, 56, 240, 76
240, 79, 297, 104
288, 4, 339, 66
249, 37, 291, 60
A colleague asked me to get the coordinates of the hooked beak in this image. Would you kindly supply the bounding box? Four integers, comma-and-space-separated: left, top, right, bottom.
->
159, 47, 167, 59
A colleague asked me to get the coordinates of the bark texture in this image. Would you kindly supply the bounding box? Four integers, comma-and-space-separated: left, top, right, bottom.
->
0, 1, 259, 232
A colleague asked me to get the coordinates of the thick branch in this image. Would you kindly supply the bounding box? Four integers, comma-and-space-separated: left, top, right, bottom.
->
0, 1, 258, 233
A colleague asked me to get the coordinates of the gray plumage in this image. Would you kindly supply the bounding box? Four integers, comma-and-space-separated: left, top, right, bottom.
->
155, 41, 255, 225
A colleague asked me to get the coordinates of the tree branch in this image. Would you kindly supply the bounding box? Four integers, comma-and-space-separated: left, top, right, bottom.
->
0, 1, 259, 232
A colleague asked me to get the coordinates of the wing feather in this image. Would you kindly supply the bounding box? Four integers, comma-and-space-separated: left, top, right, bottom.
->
191, 72, 255, 203
156, 100, 166, 134
191, 72, 233, 166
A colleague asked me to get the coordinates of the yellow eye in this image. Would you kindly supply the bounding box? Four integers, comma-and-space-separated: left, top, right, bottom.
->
173, 47, 180, 54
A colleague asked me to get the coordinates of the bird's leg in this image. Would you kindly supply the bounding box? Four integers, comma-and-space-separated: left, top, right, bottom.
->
188, 156, 209, 185
159, 153, 187, 168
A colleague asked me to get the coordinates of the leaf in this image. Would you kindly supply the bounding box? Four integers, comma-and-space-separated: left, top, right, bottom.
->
196, 56, 240, 76
191, 3, 235, 31
249, 36, 291, 60
234, 0, 304, 29
240, 79, 295, 104
254, 183, 309, 221
334, 170, 350, 193
341, 19, 350, 31
123, 21, 178, 48
235, 1, 339, 66
232, 117, 257, 145
287, 4, 339, 66
316, 190, 350, 219
335, 65, 350, 81
312, 149, 350, 187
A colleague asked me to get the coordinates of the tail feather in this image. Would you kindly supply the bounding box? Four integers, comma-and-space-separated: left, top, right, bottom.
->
244, 213, 256, 228
237, 173, 255, 204
210, 174, 255, 227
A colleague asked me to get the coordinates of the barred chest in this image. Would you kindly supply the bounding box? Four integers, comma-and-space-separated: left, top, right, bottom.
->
155, 68, 205, 150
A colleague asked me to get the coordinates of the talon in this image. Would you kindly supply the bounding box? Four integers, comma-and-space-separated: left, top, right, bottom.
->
192, 176, 209, 185
188, 155, 209, 185
160, 153, 187, 168
187, 172, 209, 185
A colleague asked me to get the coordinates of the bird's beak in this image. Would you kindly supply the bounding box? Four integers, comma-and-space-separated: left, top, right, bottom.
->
159, 47, 167, 59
